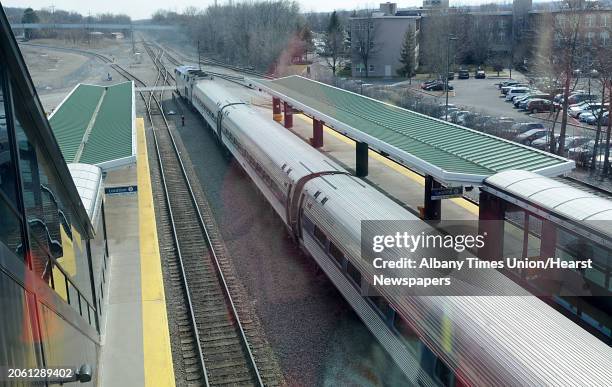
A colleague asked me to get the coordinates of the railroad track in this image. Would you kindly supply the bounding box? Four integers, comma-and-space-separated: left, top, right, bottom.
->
31, 40, 276, 386
142, 44, 273, 387
144, 40, 271, 87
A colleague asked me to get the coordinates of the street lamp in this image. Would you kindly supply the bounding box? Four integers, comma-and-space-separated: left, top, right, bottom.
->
445, 35, 458, 122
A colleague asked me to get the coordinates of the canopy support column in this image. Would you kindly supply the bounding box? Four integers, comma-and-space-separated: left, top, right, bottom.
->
311, 119, 323, 148
283, 101, 293, 128
356, 141, 368, 177
478, 190, 505, 261
272, 97, 282, 122
424, 175, 442, 221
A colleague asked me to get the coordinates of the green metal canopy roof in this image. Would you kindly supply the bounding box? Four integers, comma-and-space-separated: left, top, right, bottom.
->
49, 81, 135, 170
254, 76, 575, 184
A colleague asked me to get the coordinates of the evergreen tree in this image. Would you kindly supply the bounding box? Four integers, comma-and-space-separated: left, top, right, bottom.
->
323, 11, 346, 77
22, 8, 39, 40
397, 28, 416, 83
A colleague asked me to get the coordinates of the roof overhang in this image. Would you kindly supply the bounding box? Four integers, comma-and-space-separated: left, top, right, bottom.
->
483, 170, 611, 247
0, 7, 94, 236
67, 163, 104, 228
251, 77, 575, 186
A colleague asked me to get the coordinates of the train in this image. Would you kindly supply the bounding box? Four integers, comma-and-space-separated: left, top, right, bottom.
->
175, 66, 612, 386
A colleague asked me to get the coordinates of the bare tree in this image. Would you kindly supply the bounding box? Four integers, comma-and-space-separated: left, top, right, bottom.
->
469, 14, 495, 66
419, 10, 466, 76
583, 40, 612, 170
549, 0, 589, 155
322, 11, 347, 77
603, 81, 612, 174
351, 11, 379, 78
161, 1, 302, 73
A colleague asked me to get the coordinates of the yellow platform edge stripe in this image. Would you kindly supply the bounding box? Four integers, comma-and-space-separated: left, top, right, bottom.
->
295, 114, 479, 216
136, 117, 176, 387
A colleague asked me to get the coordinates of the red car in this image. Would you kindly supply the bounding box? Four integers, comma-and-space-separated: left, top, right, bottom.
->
526, 99, 553, 114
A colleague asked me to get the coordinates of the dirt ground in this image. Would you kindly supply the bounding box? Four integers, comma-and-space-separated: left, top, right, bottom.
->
19, 37, 145, 113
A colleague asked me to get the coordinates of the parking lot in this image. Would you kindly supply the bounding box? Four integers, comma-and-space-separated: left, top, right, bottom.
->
410, 73, 597, 139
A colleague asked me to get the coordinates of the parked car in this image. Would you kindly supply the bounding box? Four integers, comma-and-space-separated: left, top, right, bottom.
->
579, 108, 606, 123
511, 122, 546, 134
569, 102, 607, 118
532, 135, 590, 152
421, 79, 439, 89
502, 83, 528, 95
461, 112, 481, 127
498, 80, 521, 89
561, 136, 591, 154
526, 99, 553, 113
568, 139, 612, 165
474, 115, 494, 130
448, 72, 455, 80
514, 92, 542, 108
583, 111, 608, 125
515, 128, 548, 145
553, 90, 591, 105
517, 94, 552, 109
486, 117, 516, 136
458, 69, 470, 79
475, 70, 486, 79
530, 135, 554, 150
438, 107, 460, 120
426, 82, 454, 91
513, 93, 536, 108
567, 93, 598, 105
601, 111, 610, 126
451, 110, 472, 124
505, 87, 531, 101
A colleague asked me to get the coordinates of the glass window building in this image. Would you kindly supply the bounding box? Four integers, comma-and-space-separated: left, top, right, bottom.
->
0, 7, 106, 383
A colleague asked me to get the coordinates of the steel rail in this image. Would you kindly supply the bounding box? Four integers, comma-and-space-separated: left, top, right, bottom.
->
144, 42, 265, 387
149, 40, 272, 80
60, 41, 211, 385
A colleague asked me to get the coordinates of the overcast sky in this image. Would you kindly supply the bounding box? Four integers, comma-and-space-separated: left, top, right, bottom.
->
4, 0, 513, 20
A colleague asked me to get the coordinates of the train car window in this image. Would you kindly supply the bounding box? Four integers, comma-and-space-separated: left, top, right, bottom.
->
347, 261, 362, 287
321, 197, 328, 205
368, 293, 391, 318
329, 242, 344, 266
393, 313, 419, 350
313, 225, 328, 247
585, 267, 606, 288
434, 359, 453, 387
314, 191, 321, 198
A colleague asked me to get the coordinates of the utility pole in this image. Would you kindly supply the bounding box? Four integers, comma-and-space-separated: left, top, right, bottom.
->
131, 24, 135, 54
50, 5, 56, 36
197, 40, 201, 70
445, 35, 457, 122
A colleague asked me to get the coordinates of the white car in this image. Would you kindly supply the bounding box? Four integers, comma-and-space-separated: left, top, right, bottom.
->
579, 108, 603, 123
568, 102, 594, 118
505, 87, 531, 101
569, 102, 608, 118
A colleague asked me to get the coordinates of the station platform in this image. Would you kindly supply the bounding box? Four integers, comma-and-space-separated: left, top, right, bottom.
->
294, 113, 480, 220
246, 98, 479, 222
98, 118, 175, 386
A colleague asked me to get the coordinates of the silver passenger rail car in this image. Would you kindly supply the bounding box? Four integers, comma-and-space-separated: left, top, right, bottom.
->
177, 71, 612, 387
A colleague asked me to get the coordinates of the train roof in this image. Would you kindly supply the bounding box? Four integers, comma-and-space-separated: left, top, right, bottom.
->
194, 78, 612, 386
305, 172, 612, 386
175, 65, 208, 78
